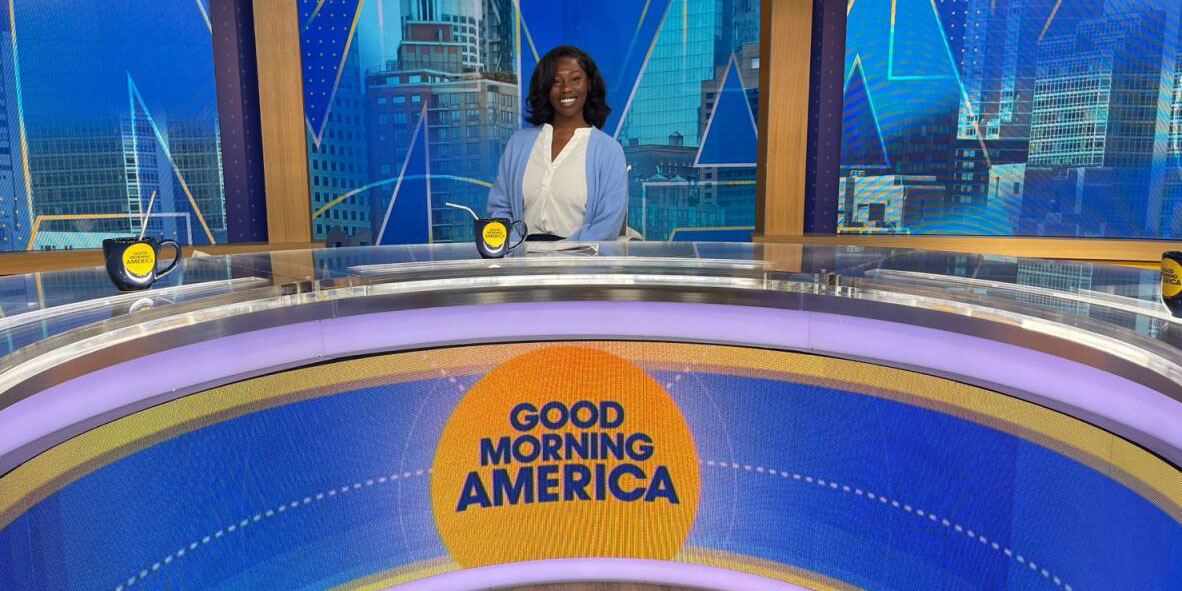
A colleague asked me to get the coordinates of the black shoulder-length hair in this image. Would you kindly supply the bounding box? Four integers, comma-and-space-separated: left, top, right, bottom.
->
526, 45, 611, 129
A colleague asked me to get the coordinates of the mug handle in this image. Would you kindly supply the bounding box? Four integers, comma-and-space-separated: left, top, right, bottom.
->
508, 221, 528, 251
156, 239, 182, 278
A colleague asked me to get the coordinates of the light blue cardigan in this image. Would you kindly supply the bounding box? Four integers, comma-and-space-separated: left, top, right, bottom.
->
486, 125, 628, 241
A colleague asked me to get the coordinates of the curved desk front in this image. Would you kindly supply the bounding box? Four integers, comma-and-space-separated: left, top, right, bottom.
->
0, 243, 1178, 591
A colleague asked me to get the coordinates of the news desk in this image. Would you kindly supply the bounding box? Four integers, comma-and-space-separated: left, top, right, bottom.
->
0, 242, 1179, 591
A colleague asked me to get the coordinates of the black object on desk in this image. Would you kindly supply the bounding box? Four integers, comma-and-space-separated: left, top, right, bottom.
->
102, 237, 180, 291
475, 217, 527, 258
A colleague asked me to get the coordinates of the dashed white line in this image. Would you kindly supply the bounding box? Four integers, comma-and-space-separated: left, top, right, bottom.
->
112, 468, 431, 591
704, 459, 1073, 591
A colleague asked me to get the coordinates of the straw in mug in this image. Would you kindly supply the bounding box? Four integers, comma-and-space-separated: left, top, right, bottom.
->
138, 189, 158, 240
444, 202, 480, 221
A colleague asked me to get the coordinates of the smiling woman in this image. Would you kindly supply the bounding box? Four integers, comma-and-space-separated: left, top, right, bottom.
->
486, 46, 629, 242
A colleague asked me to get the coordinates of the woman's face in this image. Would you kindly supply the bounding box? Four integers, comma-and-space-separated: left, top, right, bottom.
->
549, 56, 587, 123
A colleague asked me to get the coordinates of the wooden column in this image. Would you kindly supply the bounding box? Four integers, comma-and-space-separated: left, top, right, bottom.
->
755, 0, 814, 238
253, 0, 311, 243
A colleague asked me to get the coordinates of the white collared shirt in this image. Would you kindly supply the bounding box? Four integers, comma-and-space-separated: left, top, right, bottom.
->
522, 123, 590, 238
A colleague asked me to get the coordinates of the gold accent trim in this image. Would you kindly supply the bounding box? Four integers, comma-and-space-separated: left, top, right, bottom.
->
326, 557, 459, 591
3, 343, 1178, 530
677, 547, 864, 591
1038, 0, 1064, 42
617, 343, 1181, 523
325, 549, 861, 591
0, 354, 461, 528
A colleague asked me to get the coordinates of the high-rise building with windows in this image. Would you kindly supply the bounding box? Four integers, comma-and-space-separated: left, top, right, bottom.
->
951, 0, 1109, 212
713, 0, 760, 69
481, 0, 514, 76
28, 123, 131, 248
960, 0, 1045, 141
1171, 70, 1182, 161
367, 18, 517, 243
122, 114, 175, 242
121, 113, 226, 246
698, 42, 759, 139
617, 0, 722, 147
169, 119, 227, 242
309, 43, 370, 241
401, 0, 484, 72
728, 0, 760, 55
25, 112, 225, 250
1029, 11, 1165, 168
622, 134, 699, 239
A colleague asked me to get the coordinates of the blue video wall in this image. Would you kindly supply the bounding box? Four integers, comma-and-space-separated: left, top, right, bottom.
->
840, 0, 1182, 238
2, 343, 1179, 590
0, 0, 227, 252
299, 0, 761, 245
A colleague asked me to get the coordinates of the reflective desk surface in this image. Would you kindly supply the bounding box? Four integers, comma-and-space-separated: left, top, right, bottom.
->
2, 242, 1180, 591
0, 241, 1180, 467
2, 242, 1178, 350
1, 241, 1180, 397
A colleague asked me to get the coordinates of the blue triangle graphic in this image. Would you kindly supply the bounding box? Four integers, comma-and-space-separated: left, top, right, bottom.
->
377, 110, 431, 245
518, 0, 670, 136
128, 76, 218, 245
841, 59, 890, 168
696, 59, 758, 166
889, 0, 956, 79
299, 0, 362, 142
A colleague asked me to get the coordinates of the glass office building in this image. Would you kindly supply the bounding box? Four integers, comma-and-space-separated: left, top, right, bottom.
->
617, 0, 720, 148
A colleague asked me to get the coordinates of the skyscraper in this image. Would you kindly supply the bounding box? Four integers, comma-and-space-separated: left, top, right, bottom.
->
1029, 11, 1165, 168
401, 0, 485, 72
959, 0, 1047, 141
367, 17, 517, 243
1171, 70, 1182, 162
617, 0, 722, 147
623, 134, 699, 239
123, 113, 177, 242
309, 42, 370, 241
122, 113, 227, 246
28, 123, 132, 248
713, 0, 760, 70
481, 0, 514, 76
728, 0, 760, 55
169, 119, 228, 243
0, 22, 29, 251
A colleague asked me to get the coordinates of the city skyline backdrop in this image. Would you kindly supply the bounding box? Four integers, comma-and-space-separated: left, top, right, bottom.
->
300, 0, 762, 245
4, 1, 1182, 253
840, 0, 1182, 238
0, 0, 226, 252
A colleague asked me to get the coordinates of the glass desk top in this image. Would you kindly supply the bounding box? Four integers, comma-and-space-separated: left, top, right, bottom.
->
0, 241, 1178, 390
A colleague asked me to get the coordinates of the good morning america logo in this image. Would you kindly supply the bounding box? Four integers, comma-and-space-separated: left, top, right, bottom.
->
455, 400, 680, 511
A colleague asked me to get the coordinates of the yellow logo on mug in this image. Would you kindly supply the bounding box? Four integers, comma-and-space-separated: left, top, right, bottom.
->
481, 222, 507, 249
1162, 257, 1182, 299
121, 243, 157, 278
430, 345, 700, 567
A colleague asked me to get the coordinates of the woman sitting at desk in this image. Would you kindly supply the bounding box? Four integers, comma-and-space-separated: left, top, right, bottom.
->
486, 45, 628, 242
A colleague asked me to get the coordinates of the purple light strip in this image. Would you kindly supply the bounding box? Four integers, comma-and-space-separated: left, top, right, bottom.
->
383, 558, 813, 591
2, 301, 1179, 472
